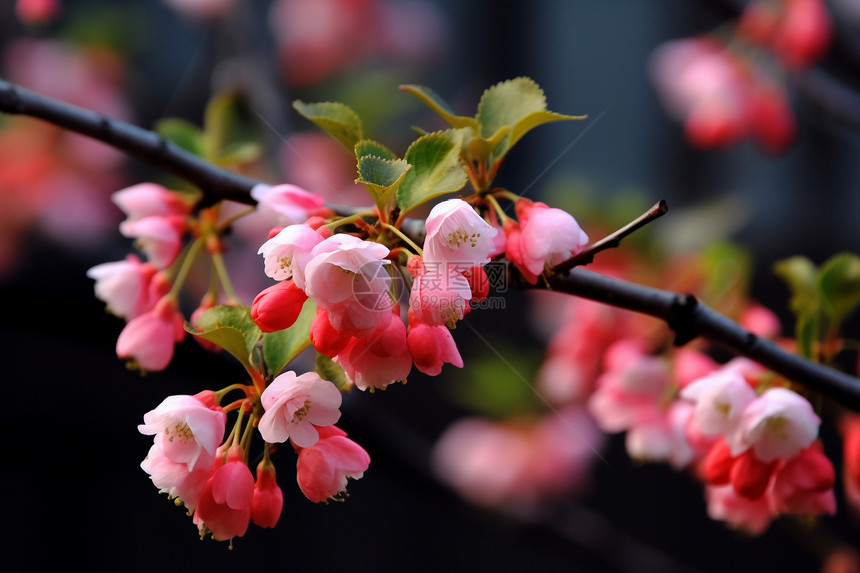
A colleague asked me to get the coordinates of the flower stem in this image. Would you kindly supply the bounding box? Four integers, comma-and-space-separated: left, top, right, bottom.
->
167, 237, 206, 300
380, 222, 423, 256
211, 251, 240, 304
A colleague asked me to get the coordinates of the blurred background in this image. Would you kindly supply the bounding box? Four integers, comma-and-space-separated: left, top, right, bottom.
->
2, 0, 860, 571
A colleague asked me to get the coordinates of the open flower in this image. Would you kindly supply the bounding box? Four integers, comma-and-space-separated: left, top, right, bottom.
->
423, 198, 497, 267
258, 223, 324, 286
735, 387, 820, 462
251, 183, 327, 226
258, 371, 342, 447
116, 297, 186, 372
87, 254, 166, 320
295, 425, 370, 503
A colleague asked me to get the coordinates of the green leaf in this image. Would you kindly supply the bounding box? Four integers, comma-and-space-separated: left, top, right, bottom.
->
215, 141, 263, 166
293, 100, 363, 151
475, 77, 584, 161
261, 299, 316, 376
355, 139, 398, 161
796, 312, 819, 360
355, 156, 411, 209
399, 84, 478, 130
396, 131, 468, 213
203, 92, 260, 163
818, 252, 860, 326
315, 353, 352, 392
186, 305, 262, 371
155, 118, 204, 156
774, 256, 819, 316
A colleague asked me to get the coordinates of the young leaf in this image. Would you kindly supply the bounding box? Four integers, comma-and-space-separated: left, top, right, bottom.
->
774, 256, 819, 316
155, 118, 204, 156
293, 100, 363, 151
355, 139, 398, 161
396, 131, 468, 214
203, 92, 260, 163
818, 252, 860, 326
315, 353, 352, 392
261, 299, 316, 376
355, 156, 411, 209
399, 84, 477, 130
185, 305, 262, 371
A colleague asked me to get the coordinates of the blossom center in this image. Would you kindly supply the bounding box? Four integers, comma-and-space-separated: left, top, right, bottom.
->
292, 400, 312, 423
278, 255, 292, 272
765, 415, 788, 439
166, 421, 194, 443
446, 229, 480, 249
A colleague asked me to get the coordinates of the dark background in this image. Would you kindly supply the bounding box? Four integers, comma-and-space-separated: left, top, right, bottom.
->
2, 1, 860, 572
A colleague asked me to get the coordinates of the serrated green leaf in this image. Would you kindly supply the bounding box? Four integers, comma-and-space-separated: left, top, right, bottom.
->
774, 256, 820, 316
262, 299, 316, 376
293, 100, 363, 151
396, 131, 468, 213
155, 118, 204, 156
465, 125, 510, 164
509, 109, 586, 150
355, 156, 411, 209
818, 252, 860, 326
186, 305, 262, 370
355, 139, 397, 161
315, 353, 352, 392
399, 84, 478, 130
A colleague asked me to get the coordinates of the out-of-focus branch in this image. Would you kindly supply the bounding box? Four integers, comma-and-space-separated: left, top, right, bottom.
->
0, 78, 263, 205
538, 268, 860, 411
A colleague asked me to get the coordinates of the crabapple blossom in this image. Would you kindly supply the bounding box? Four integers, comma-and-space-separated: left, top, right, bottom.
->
119, 215, 188, 270
335, 308, 412, 390
250, 461, 283, 529
140, 440, 213, 512
303, 234, 393, 335
15, 0, 59, 24
680, 366, 758, 443
250, 183, 328, 226
505, 198, 589, 283
841, 415, 860, 511
86, 254, 167, 320
251, 279, 309, 332
408, 256, 471, 327
194, 446, 255, 541
258, 371, 342, 447
406, 315, 463, 376
309, 307, 353, 357
295, 425, 370, 503
115, 297, 186, 371
625, 400, 699, 469
112, 182, 191, 221
258, 223, 324, 285
422, 198, 497, 267
138, 393, 227, 472
735, 387, 820, 462
771, 0, 832, 69
769, 444, 835, 515
705, 484, 772, 535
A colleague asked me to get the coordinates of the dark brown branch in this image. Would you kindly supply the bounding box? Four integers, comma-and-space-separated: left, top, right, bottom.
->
542, 268, 860, 411
0, 78, 263, 205
553, 199, 668, 273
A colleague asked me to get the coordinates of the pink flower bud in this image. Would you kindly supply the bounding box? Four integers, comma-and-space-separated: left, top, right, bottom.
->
406, 317, 463, 376
111, 182, 190, 220
116, 297, 186, 371
772, 0, 832, 69
15, 0, 59, 25
310, 307, 353, 357
194, 446, 255, 541
251, 279, 309, 332
87, 254, 160, 320
251, 183, 326, 226
336, 308, 413, 390
770, 443, 835, 515
251, 461, 283, 529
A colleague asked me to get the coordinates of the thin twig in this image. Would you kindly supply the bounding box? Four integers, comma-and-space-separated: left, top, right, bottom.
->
553, 199, 669, 273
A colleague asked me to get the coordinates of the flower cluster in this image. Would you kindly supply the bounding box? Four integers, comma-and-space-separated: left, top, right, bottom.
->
650, 0, 832, 153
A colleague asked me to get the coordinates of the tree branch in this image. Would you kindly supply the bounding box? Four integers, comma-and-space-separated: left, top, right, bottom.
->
0, 78, 262, 205
541, 268, 860, 411
2, 77, 858, 410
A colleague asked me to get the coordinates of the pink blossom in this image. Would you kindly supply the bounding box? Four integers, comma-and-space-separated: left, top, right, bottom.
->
119, 214, 187, 269
680, 368, 757, 444
303, 234, 393, 336
138, 393, 227, 472
258, 371, 342, 447
769, 444, 835, 516
309, 307, 353, 357
406, 315, 463, 376
740, 303, 782, 339
251, 183, 327, 226
507, 198, 589, 283
251, 279, 309, 332
15, 0, 59, 24
116, 298, 186, 371
735, 387, 820, 462
250, 461, 283, 528
705, 484, 772, 535
423, 199, 497, 267
625, 401, 699, 469
296, 425, 370, 503
86, 254, 166, 320
408, 256, 471, 327
194, 446, 255, 541
140, 440, 213, 512
112, 183, 190, 221
336, 309, 413, 390
772, 0, 832, 69
258, 223, 325, 286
